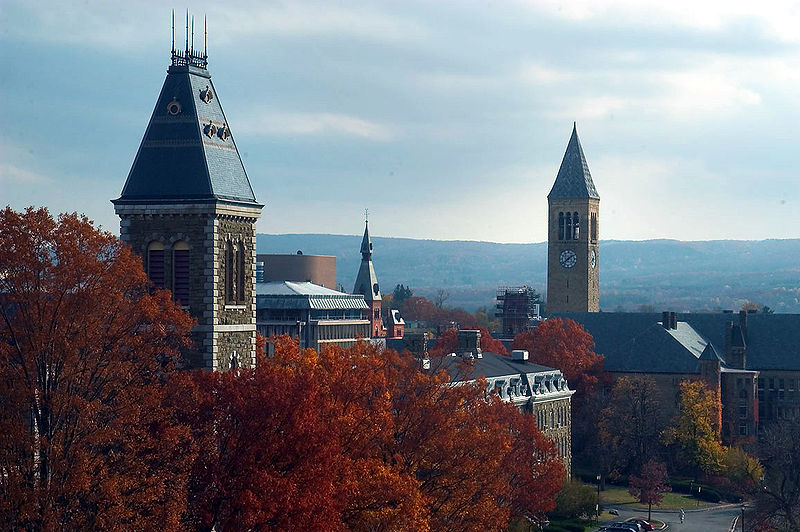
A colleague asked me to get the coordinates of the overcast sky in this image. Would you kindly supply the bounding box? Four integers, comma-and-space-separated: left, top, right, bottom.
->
2, 1, 800, 243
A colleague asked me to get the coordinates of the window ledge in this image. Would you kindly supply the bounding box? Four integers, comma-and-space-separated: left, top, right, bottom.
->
224, 304, 248, 310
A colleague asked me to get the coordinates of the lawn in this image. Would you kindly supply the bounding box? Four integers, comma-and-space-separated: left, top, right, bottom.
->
600, 486, 713, 510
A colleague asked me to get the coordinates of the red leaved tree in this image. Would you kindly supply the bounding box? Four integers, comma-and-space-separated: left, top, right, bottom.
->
177, 335, 344, 531
629, 460, 671, 521
512, 318, 604, 409
0, 207, 195, 530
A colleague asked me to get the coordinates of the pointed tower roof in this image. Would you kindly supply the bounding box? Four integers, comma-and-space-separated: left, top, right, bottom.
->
548, 123, 600, 200
353, 219, 381, 303
113, 49, 261, 207
360, 220, 373, 259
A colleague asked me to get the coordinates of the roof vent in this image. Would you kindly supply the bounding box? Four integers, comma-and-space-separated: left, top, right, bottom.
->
512, 349, 529, 361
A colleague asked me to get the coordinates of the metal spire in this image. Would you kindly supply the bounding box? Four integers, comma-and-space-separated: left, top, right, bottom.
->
185, 10, 188, 53
171, 9, 175, 54
204, 15, 207, 58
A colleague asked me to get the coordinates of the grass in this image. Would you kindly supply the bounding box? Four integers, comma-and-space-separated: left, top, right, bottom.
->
600, 486, 714, 510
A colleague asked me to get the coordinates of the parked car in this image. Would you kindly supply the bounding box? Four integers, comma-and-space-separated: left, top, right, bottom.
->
628, 518, 655, 531
608, 508, 620, 515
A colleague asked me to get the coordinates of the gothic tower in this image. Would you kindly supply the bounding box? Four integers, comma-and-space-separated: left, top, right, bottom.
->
112, 42, 263, 370
352, 219, 385, 338
546, 124, 600, 314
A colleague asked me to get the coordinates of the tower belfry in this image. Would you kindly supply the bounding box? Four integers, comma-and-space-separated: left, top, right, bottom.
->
112, 27, 263, 370
352, 217, 385, 338
546, 123, 600, 314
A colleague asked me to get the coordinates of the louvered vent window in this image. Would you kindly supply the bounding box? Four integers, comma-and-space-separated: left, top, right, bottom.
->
173, 241, 190, 306
147, 241, 165, 289
236, 242, 246, 302
225, 241, 234, 303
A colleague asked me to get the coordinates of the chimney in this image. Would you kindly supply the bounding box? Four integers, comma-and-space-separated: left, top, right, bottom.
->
662, 311, 670, 329
670, 311, 678, 329
739, 310, 748, 342
403, 332, 429, 358
458, 329, 482, 358
512, 349, 529, 361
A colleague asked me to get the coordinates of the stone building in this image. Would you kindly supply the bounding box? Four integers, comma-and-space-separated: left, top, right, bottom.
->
407, 330, 575, 475
547, 124, 600, 314
555, 310, 800, 445
352, 220, 385, 338
112, 45, 261, 370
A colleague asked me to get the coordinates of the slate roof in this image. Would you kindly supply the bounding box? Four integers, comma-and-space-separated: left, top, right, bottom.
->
353, 221, 381, 302
556, 312, 800, 372
612, 321, 721, 374
113, 58, 260, 206
257, 281, 368, 310
548, 123, 600, 200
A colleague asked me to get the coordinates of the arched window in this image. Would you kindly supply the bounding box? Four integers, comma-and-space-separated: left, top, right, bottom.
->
565, 212, 572, 240
225, 240, 234, 303
558, 212, 564, 240
172, 241, 190, 306
591, 213, 598, 242
236, 241, 246, 302
573, 212, 580, 239
147, 241, 165, 289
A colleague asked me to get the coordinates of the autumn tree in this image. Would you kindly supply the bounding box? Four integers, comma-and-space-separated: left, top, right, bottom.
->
752, 419, 800, 531
177, 336, 345, 531
663, 380, 726, 476
511, 318, 605, 409
551, 480, 598, 520
0, 207, 195, 530
599, 376, 666, 473
629, 460, 671, 522
724, 446, 763, 496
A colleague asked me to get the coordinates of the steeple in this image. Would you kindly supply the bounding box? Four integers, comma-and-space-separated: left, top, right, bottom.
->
360, 219, 373, 260
548, 123, 600, 200
113, 28, 260, 209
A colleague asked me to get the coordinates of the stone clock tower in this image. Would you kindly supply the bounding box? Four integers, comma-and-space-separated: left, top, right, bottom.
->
546, 123, 600, 314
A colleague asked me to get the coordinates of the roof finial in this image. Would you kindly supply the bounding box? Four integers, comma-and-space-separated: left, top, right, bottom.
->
185, 10, 189, 54
204, 15, 207, 59
171, 9, 175, 55
364, 208, 369, 224
191, 15, 195, 54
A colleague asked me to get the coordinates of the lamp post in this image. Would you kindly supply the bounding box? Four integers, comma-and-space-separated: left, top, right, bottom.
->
596, 474, 601, 521
741, 503, 746, 532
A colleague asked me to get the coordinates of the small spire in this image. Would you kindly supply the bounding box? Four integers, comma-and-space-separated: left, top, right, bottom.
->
204, 15, 208, 58
364, 207, 369, 224
171, 10, 175, 54
191, 15, 195, 54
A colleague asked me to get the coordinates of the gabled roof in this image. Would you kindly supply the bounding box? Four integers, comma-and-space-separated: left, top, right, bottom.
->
612, 321, 720, 373
113, 55, 260, 207
556, 312, 800, 372
256, 281, 368, 310
548, 123, 600, 200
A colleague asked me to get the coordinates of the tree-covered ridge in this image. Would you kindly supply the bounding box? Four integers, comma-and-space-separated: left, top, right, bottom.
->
257, 233, 800, 312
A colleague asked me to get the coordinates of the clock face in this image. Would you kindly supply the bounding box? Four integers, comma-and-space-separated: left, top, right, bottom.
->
559, 250, 577, 268
590, 250, 597, 269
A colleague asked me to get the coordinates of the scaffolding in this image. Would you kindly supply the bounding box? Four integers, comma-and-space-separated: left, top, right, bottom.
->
496, 286, 541, 338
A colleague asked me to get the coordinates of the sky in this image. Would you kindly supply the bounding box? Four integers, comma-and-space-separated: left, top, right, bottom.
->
2, 0, 800, 244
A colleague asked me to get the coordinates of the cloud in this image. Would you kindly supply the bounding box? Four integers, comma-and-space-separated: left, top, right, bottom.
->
0, 163, 51, 184
234, 110, 395, 141
2, 1, 429, 50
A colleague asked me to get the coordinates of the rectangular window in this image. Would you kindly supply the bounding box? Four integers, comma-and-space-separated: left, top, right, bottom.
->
148, 249, 165, 289
779, 379, 785, 400
173, 248, 190, 306
739, 423, 747, 436
739, 401, 747, 419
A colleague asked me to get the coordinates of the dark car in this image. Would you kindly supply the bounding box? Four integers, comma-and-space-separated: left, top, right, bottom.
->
608, 508, 620, 515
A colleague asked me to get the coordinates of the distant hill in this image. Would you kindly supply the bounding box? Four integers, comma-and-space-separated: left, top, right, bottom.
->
257, 234, 800, 314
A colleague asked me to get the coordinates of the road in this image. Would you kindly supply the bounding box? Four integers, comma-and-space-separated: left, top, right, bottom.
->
598, 505, 741, 531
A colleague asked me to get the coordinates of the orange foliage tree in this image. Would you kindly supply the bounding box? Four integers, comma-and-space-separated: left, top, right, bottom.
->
0, 207, 195, 530
180, 336, 564, 531
431, 326, 508, 356
511, 318, 604, 408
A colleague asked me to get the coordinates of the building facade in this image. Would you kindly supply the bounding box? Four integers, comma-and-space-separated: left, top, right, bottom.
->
256, 281, 371, 352
256, 253, 337, 289
547, 124, 600, 314
112, 46, 262, 370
